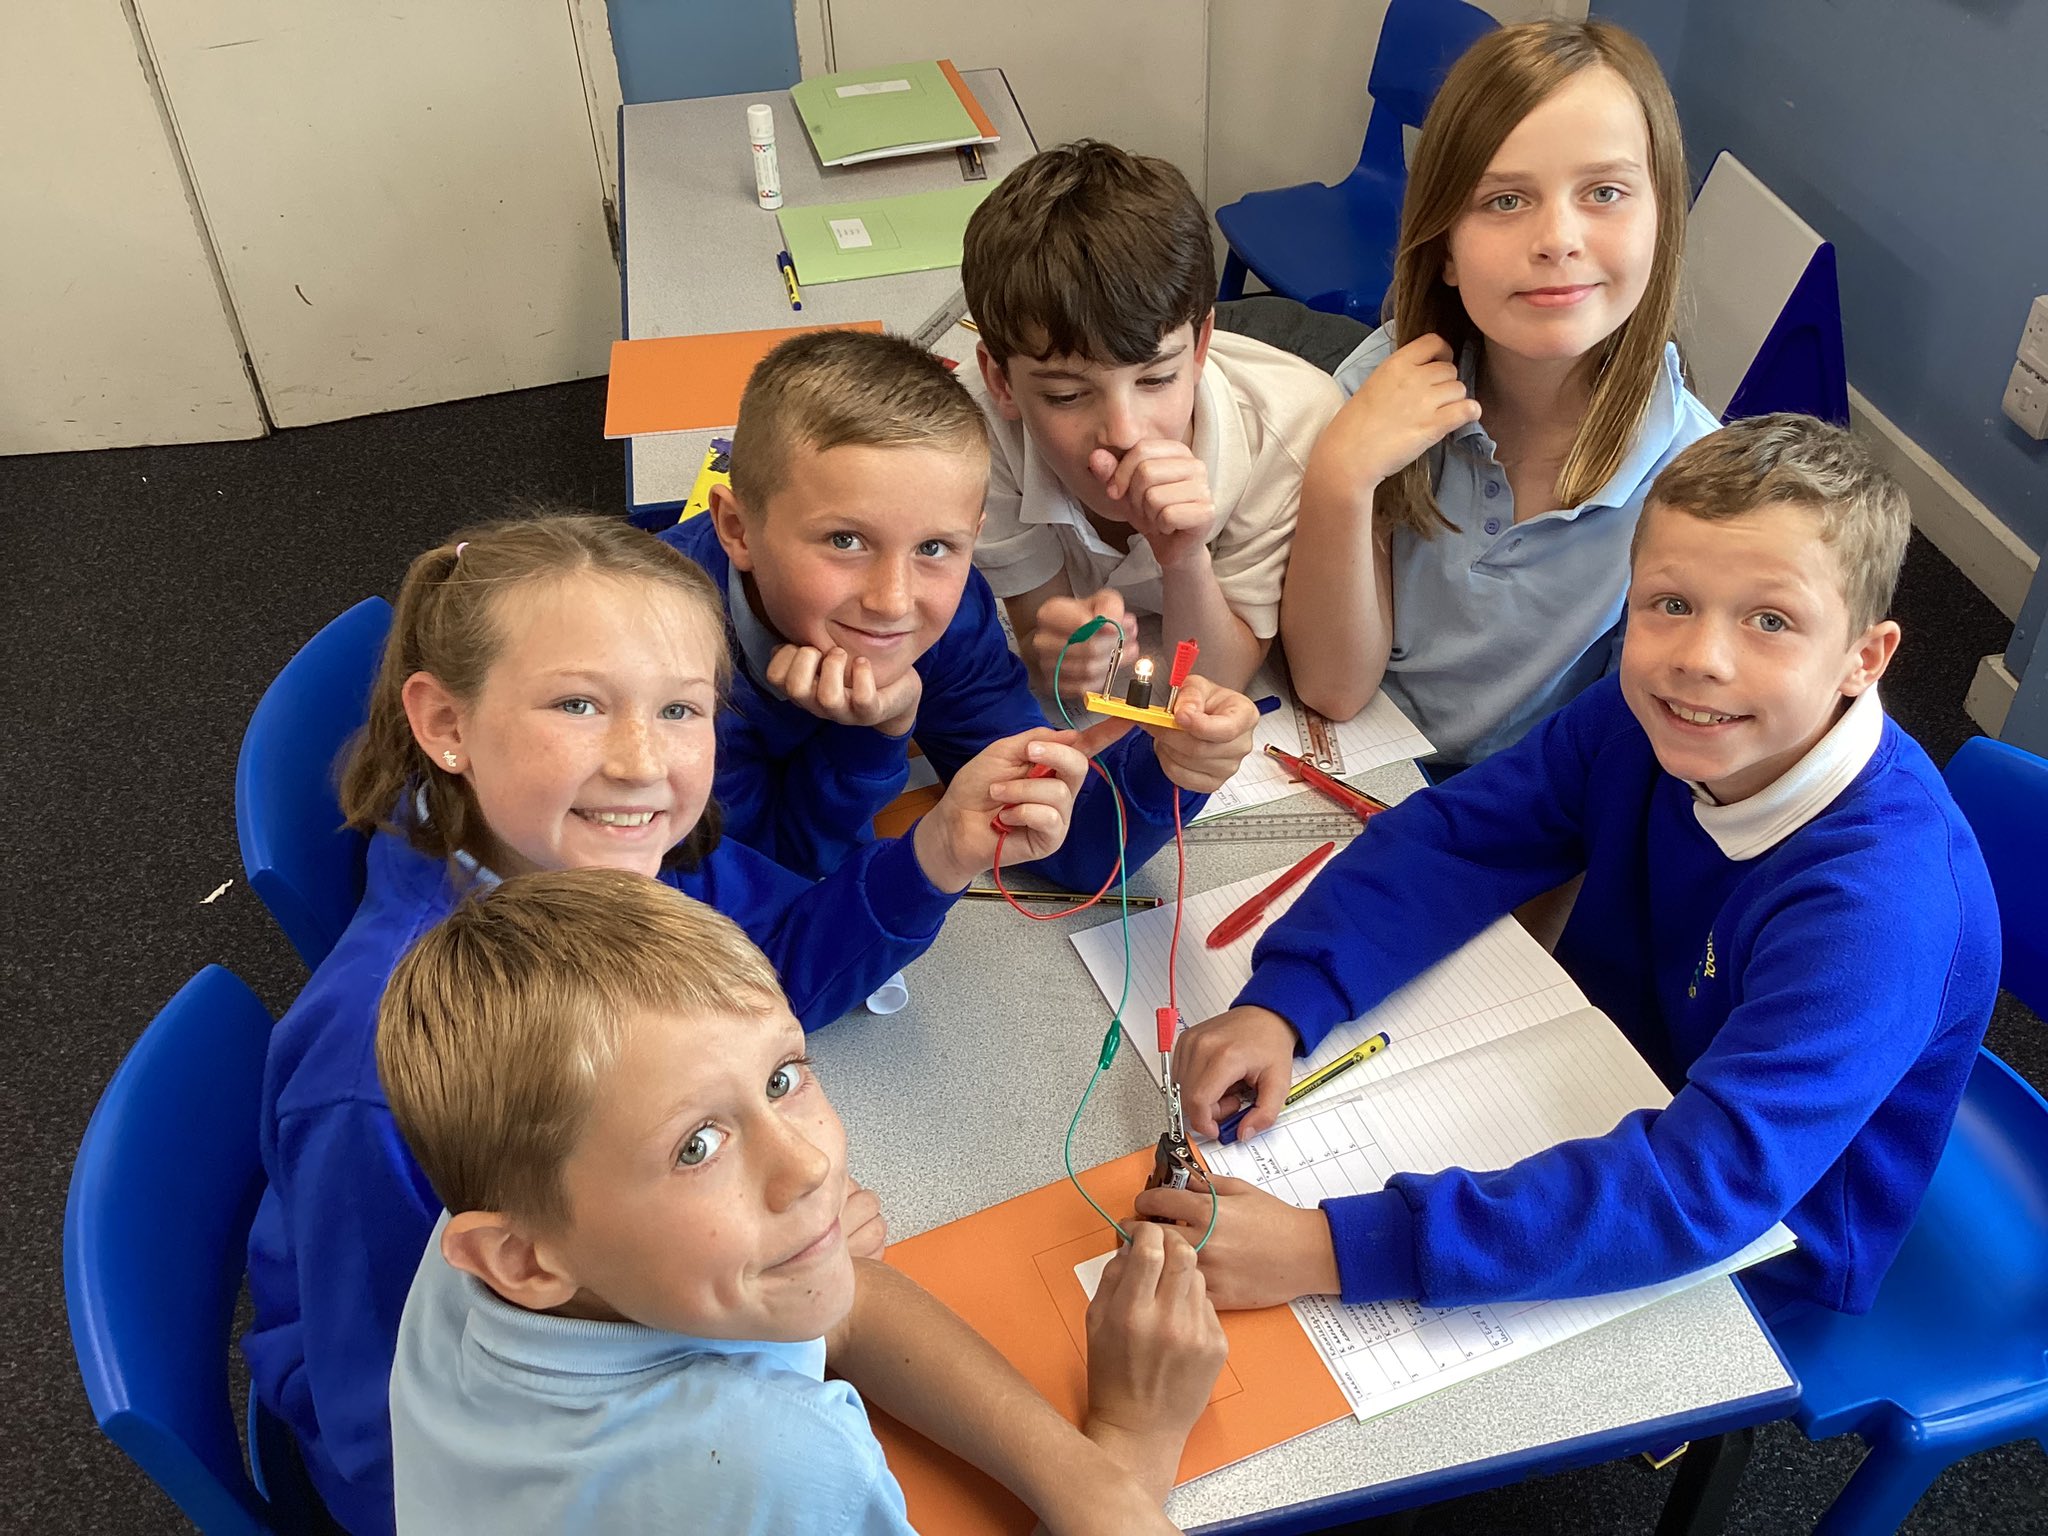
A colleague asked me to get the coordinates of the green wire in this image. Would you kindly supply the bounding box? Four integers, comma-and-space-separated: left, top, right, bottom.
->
1050, 622, 1220, 1253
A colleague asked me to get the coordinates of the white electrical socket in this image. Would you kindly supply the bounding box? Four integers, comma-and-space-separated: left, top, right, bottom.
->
2005, 358, 2048, 439
2021, 294, 2048, 378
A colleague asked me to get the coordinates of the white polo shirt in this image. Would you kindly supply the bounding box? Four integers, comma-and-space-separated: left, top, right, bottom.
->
1334, 325, 1719, 765
969, 329, 1343, 640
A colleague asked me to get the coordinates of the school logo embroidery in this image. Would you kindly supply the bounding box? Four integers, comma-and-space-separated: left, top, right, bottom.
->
1688, 932, 1718, 999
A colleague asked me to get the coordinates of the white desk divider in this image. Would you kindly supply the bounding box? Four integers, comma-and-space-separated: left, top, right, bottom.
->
1680, 151, 1848, 425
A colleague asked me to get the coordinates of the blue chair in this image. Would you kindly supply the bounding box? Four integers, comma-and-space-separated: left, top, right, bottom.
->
1766, 737, 2048, 1534
236, 597, 391, 970
64, 966, 323, 1534
1214, 0, 1496, 323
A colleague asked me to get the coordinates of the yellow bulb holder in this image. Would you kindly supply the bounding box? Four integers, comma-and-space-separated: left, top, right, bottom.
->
1082, 692, 1181, 730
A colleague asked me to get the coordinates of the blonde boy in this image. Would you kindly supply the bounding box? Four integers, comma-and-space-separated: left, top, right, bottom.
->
664, 328, 1258, 885
961, 140, 1345, 694
1150, 416, 2000, 1320
380, 869, 1225, 1534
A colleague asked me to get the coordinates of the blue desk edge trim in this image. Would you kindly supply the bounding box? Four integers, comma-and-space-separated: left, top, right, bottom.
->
1190, 1282, 1800, 1535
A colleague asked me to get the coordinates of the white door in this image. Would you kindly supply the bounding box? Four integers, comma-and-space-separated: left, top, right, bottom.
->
134, 0, 620, 427
1, 5, 263, 453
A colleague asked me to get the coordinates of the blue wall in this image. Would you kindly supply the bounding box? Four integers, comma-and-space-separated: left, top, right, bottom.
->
1595, 0, 2048, 554
605, 0, 798, 105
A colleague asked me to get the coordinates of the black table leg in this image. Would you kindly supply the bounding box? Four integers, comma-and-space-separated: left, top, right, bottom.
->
1654, 1427, 1756, 1536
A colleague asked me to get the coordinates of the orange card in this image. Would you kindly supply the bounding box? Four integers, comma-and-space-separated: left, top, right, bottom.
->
603, 322, 885, 438
874, 1147, 1349, 1534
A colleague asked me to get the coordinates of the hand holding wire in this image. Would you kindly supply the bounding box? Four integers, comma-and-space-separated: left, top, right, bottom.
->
1150, 675, 1259, 793
912, 729, 1088, 892
1131, 1175, 1342, 1310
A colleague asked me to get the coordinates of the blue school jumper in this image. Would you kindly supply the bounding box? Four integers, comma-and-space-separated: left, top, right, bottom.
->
662, 514, 1202, 885
243, 827, 953, 1536
1333, 328, 1719, 766
1237, 678, 2000, 1315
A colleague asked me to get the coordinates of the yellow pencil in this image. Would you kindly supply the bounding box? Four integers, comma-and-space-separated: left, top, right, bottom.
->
1284, 1030, 1391, 1106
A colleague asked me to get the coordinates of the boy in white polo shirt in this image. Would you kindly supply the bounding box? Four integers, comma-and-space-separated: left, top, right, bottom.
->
962, 140, 1343, 695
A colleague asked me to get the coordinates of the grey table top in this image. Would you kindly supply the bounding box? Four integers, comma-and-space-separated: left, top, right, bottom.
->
808, 759, 1795, 1531
618, 69, 1035, 512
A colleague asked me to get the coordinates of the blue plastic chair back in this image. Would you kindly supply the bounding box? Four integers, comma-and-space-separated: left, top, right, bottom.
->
1360, 0, 1499, 177
1767, 736, 2048, 1532
1214, 0, 1495, 321
63, 966, 282, 1535
236, 598, 392, 969
1944, 736, 2048, 1013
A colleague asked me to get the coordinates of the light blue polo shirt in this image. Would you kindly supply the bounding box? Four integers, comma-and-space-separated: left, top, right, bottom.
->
1333, 326, 1718, 765
390, 1218, 914, 1535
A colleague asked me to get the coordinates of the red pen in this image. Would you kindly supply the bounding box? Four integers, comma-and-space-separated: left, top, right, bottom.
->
1264, 744, 1388, 823
1206, 841, 1337, 948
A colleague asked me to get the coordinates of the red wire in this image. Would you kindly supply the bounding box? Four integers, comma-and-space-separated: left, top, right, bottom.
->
988, 756, 1129, 920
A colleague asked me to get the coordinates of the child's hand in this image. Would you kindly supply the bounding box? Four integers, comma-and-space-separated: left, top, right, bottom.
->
1148, 676, 1258, 794
1090, 441, 1214, 570
842, 1176, 888, 1260
1323, 333, 1482, 488
1133, 1175, 1341, 1310
1082, 1222, 1228, 1502
912, 725, 1113, 892
1031, 588, 1131, 702
1171, 1005, 1300, 1142
766, 643, 922, 738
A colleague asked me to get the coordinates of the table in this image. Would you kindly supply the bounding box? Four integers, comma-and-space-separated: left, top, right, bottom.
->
617, 70, 1037, 517
807, 761, 1796, 1532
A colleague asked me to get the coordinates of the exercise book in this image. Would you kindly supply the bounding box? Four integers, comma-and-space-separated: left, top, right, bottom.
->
790, 59, 999, 167
777, 184, 996, 285
1071, 892, 1794, 1420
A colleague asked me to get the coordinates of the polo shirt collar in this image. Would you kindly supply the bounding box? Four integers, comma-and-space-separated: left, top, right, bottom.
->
456, 1262, 828, 1381
1445, 340, 1686, 516
725, 560, 789, 701
1688, 686, 1885, 861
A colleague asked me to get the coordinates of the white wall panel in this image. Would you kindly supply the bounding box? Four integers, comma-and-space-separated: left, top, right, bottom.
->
1, 5, 262, 453
136, 0, 618, 427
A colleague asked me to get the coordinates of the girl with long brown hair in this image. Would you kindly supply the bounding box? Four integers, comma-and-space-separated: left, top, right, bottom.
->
1282, 21, 1719, 770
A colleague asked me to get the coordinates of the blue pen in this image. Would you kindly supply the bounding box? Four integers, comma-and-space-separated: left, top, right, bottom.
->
1255, 694, 1283, 716
776, 250, 802, 310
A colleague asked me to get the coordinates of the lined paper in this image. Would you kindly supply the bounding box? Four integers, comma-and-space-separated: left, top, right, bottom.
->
1205, 1009, 1796, 1419
1197, 665, 1433, 822
1071, 865, 1587, 1124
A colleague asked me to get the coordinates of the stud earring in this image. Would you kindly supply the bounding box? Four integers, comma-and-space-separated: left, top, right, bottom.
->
441, 751, 460, 769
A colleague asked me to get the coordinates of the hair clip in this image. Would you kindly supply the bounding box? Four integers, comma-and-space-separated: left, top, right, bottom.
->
453, 541, 469, 560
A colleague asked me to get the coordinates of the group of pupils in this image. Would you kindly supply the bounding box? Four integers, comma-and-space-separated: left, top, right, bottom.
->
239, 21, 2002, 1536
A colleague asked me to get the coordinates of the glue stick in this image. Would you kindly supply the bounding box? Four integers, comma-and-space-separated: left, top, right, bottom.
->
747, 103, 782, 210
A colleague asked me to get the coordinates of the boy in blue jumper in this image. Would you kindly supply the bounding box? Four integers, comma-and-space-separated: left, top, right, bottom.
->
382, 869, 1226, 1534
1143, 414, 2001, 1319
662, 328, 1260, 887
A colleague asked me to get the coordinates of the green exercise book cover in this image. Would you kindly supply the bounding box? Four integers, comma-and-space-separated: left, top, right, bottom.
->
789, 59, 995, 167
778, 184, 997, 284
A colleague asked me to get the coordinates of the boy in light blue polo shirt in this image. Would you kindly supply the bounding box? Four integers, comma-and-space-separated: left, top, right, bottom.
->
380, 868, 1225, 1535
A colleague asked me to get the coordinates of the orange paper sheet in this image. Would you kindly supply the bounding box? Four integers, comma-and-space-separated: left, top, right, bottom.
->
874, 1148, 1349, 1534
603, 323, 885, 438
